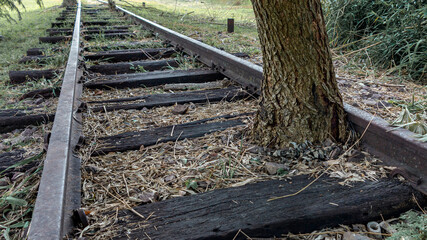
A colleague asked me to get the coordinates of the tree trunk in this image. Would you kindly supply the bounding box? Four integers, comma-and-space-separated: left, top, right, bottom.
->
251, 0, 347, 148
108, 0, 116, 11
61, 0, 76, 7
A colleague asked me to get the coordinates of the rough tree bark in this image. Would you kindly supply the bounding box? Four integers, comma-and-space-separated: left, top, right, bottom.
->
107, 0, 116, 10
251, 0, 347, 148
61, 0, 76, 7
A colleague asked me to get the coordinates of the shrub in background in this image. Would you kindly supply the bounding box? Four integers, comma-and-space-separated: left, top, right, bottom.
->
323, 0, 426, 82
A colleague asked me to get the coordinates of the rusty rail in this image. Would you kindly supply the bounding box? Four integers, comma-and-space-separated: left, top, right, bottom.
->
28, 1, 426, 238
28, 1, 82, 239
107, 1, 426, 193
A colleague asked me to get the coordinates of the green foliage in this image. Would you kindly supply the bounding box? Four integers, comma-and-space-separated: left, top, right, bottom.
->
276, 168, 288, 176
389, 94, 427, 141
120, 0, 260, 55
0, 0, 43, 22
324, 0, 426, 82
0, 1, 63, 109
387, 210, 426, 240
220, 158, 235, 179
0, 152, 44, 239
129, 63, 147, 73
185, 179, 198, 190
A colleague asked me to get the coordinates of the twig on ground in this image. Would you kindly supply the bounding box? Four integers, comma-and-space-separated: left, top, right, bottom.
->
100, 185, 145, 220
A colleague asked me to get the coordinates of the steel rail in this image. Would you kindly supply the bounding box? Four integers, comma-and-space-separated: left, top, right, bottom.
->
28, 1, 82, 239
107, 2, 426, 194
27, 2, 426, 237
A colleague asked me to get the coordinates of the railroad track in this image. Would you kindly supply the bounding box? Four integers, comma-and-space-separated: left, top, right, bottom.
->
0, 1, 425, 239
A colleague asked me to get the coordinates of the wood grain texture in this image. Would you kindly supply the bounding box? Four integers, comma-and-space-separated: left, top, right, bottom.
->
9, 69, 61, 84
93, 116, 248, 155
90, 87, 247, 112
84, 69, 223, 89
114, 176, 424, 240
83, 48, 176, 62
0, 113, 54, 133
87, 59, 178, 75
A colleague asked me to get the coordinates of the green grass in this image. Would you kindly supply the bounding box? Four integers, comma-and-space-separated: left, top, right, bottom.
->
0, 2, 63, 239
120, 0, 426, 84
323, 0, 426, 83
0, 152, 45, 240
388, 210, 426, 240
123, 0, 254, 23
0, 0, 66, 109
117, 0, 260, 55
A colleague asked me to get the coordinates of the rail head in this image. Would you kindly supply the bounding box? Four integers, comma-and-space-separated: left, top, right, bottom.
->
28, 1, 82, 239
105, 2, 427, 192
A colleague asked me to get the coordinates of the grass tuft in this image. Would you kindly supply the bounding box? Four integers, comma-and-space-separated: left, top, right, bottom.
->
323, 0, 426, 82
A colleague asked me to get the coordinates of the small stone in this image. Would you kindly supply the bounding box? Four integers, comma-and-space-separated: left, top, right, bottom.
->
171, 104, 189, 115
164, 175, 176, 182
362, 99, 377, 106
358, 83, 366, 88
265, 162, 289, 175
313, 151, 319, 159
323, 138, 333, 147
272, 150, 281, 157
318, 150, 325, 160
138, 191, 158, 203
21, 127, 36, 137
178, 190, 187, 196
299, 142, 308, 150
343, 232, 371, 240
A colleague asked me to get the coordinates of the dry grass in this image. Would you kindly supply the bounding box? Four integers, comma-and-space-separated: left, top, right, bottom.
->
62, 2, 422, 239
76, 92, 389, 238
